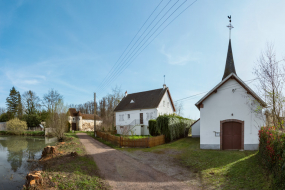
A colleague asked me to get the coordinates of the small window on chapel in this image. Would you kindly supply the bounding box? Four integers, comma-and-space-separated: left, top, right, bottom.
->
128, 114, 130, 119
73, 118, 75, 121
163, 101, 165, 107
167, 102, 169, 108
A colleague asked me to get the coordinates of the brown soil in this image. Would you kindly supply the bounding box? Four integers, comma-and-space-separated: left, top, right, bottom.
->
77, 133, 200, 190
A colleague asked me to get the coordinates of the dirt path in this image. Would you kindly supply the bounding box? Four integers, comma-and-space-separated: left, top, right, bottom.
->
77, 133, 197, 190
122, 149, 201, 188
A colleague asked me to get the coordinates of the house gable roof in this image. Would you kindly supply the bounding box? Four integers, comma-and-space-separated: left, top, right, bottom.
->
68, 108, 101, 120
114, 87, 176, 112
195, 73, 267, 109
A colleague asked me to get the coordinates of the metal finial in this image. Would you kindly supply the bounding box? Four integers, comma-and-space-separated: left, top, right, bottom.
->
227, 15, 234, 39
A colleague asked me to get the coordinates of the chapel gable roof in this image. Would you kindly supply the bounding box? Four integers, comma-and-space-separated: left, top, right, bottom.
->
222, 39, 237, 80
195, 73, 267, 109
114, 87, 176, 112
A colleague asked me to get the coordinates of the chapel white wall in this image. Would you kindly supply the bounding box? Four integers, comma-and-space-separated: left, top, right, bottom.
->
200, 79, 265, 150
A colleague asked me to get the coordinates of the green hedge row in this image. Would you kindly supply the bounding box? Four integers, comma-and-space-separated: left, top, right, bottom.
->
258, 126, 285, 188
149, 114, 192, 142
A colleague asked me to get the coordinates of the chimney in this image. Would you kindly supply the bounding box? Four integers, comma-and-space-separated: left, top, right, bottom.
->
125, 91, 127, 97
163, 84, 166, 89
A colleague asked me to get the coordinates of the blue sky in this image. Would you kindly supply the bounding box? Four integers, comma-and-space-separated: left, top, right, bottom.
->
0, 0, 285, 119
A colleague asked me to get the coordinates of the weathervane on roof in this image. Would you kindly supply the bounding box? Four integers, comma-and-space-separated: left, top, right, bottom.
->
227, 15, 234, 39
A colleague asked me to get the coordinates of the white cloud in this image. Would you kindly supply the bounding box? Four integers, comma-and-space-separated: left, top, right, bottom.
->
160, 45, 201, 65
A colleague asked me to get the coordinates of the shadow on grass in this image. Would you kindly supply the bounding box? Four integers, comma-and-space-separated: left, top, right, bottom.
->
222, 153, 272, 189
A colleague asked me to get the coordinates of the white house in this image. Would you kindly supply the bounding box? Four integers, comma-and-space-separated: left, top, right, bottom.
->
114, 85, 176, 135
193, 39, 266, 150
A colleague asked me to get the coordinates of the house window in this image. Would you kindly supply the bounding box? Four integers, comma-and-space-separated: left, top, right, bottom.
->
167, 102, 169, 108
122, 115, 124, 121
128, 114, 130, 119
73, 118, 75, 121
150, 112, 153, 119
163, 101, 165, 107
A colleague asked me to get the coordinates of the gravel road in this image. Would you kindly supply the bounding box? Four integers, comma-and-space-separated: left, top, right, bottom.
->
77, 133, 198, 190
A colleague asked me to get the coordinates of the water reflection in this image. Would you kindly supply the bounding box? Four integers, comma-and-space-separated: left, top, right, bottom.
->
0, 136, 56, 190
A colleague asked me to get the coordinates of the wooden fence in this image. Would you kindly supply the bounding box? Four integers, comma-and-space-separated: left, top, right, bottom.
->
96, 131, 165, 148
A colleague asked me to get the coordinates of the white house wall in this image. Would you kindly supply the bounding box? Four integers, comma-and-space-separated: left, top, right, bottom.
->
200, 79, 265, 150
115, 108, 158, 135
157, 91, 175, 115
191, 120, 200, 137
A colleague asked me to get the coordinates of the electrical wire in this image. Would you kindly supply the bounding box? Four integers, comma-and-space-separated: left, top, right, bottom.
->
99, 0, 199, 92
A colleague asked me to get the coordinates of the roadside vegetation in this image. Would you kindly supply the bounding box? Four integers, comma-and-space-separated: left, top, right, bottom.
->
0, 130, 44, 136
40, 132, 109, 189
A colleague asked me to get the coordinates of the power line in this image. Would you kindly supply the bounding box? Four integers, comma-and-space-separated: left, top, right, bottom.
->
97, 0, 165, 92
97, 0, 171, 92
100, 0, 199, 91
99, 0, 178, 91
174, 77, 259, 102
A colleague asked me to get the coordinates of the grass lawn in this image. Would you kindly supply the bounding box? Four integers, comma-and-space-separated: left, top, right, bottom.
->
126, 137, 272, 190
114, 134, 152, 139
40, 132, 109, 189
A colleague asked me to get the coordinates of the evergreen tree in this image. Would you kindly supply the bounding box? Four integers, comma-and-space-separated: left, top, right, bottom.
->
6, 87, 22, 119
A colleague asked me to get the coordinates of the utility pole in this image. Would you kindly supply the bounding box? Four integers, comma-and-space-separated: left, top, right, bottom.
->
94, 92, 97, 137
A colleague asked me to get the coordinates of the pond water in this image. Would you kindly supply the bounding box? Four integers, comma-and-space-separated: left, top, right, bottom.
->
0, 136, 57, 189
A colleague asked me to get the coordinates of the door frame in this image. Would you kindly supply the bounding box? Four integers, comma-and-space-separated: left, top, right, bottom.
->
220, 119, 244, 150
72, 123, 77, 131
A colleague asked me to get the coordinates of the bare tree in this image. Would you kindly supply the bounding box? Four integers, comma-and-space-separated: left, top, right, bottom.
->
0, 107, 6, 115
253, 44, 285, 128
174, 101, 184, 116
43, 89, 63, 111
23, 90, 41, 114
46, 100, 68, 141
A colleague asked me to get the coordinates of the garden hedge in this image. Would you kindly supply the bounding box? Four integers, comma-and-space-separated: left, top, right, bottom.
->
258, 126, 285, 188
149, 114, 192, 142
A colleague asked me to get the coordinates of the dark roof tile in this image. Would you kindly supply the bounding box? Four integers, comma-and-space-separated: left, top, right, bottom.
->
114, 88, 175, 112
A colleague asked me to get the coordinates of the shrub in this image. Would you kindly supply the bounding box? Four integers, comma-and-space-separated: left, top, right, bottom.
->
149, 119, 160, 136
23, 113, 41, 128
155, 114, 192, 142
6, 118, 27, 134
258, 126, 285, 188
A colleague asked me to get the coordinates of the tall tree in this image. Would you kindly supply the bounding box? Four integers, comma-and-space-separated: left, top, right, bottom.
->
43, 89, 63, 111
23, 90, 41, 114
253, 44, 285, 128
6, 87, 22, 119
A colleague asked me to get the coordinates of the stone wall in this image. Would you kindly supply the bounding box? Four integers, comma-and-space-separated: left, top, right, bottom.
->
81, 120, 102, 131
0, 122, 6, 131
